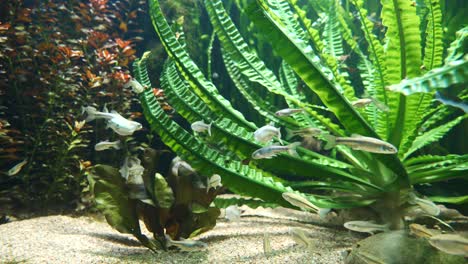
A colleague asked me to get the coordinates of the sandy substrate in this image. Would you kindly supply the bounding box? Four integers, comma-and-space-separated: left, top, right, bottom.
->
0, 207, 361, 264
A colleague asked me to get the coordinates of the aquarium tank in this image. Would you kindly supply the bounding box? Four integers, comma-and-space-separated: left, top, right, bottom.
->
0, 0, 467, 263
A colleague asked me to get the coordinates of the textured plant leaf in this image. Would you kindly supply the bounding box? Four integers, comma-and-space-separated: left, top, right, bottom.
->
153, 173, 175, 209
214, 196, 279, 209
429, 195, 468, 204
403, 115, 466, 159
88, 165, 146, 240
423, 0, 443, 70
387, 58, 468, 95
445, 26, 467, 63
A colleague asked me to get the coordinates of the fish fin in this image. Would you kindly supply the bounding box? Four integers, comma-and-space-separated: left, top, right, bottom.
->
318, 208, 331, 219
103, 104, 109, 113
277, 129, 283, 145
207, 122, 212, 137
287, 142, 301, 157
372, 99, 390, 112
323, 135, 336, 150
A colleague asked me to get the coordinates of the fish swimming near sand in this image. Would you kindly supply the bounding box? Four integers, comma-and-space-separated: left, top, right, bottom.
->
254, 124, 282, 144
408, 193, 440, 216
343, 220, 389, 235
164, 234, 208, 252
7, 159, 27, 176
191, 120, 212, 136
324, 134, 397, 154
282, 192, 330, 218
428, 234, 468, 256
251, 142, 300, 159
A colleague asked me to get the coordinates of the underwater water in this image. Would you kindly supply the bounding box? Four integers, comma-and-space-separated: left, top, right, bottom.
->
0, 0, 467, 263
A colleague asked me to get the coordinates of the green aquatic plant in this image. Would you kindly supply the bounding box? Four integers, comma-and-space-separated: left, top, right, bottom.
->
139, 0, 466, 234
87, 148, 222, 252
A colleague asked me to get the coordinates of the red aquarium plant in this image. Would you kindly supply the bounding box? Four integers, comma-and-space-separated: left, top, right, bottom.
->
0, 0, 146, 212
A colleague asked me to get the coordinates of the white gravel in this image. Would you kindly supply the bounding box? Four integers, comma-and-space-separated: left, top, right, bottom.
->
0, 208, 359, 263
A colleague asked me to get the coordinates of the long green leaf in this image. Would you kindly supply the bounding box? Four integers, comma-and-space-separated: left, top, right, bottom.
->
423, 0, 443, 70
403, 115, 467, 159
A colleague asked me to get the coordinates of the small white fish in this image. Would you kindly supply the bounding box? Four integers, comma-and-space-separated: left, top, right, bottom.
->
124, 79, 146, 94
286, 127, 322, 139
119, 156, 144, 181
324, 134, 397, 154
351, 98, 373, 108
343, 220, 389, 235
7, 159, 27, 176
254, 124, 282, 144
252, 142, 300, 159
289, 228, 314, 250
275, 108, 303, 116
170, 157, 195, 177
352, 98, 389, 112
94, 140, 121, 151
282, 192, 330, 218
408, 193, 440, 216
206, 174, 222, 193
225, 205, 242, 221
164, 234, 208, 252
428, 234, 468, 256
83, 106, 142, 136
191, 121, 212, 136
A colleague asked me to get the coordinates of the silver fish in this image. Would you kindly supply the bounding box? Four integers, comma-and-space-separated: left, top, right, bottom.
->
191, 121, 212, 136
286, 127, 322, 139
343, 221, 389, 235
408, 193, 440, 216
409, 223, 436, 239
124, 79, 146, 94
94, 140, 121, 151
254, 124, 282, 144
428, 234, 468, 256
251, 142, 300, 159
206, 174, 222, 192
351, 98, 373, 108
119, 156, 144, 181
83, 106, 142, 136
170, 157, 195, 177
275, 108, 303, 116
289, 228, 314, 249
282, 192, 330, 218
225, 205, 242, 221
352, 98, 389, 112
7, 159, 27, 176
263, 233, 272, 256
164, 234, 208, 252
324, 134, 397, 154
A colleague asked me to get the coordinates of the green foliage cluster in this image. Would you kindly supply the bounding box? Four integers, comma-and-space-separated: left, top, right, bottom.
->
140, 0, 466, 232
87, 148, 222, 252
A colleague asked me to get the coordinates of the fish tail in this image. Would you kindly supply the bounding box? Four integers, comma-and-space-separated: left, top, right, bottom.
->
285, 128, 295, 140
323, 134, 336, 150
207, 122, 212, 137
83, 106, 98, 122
287, 142, 301, 156
113, 140, 122, 150
164, 234, 174, 247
